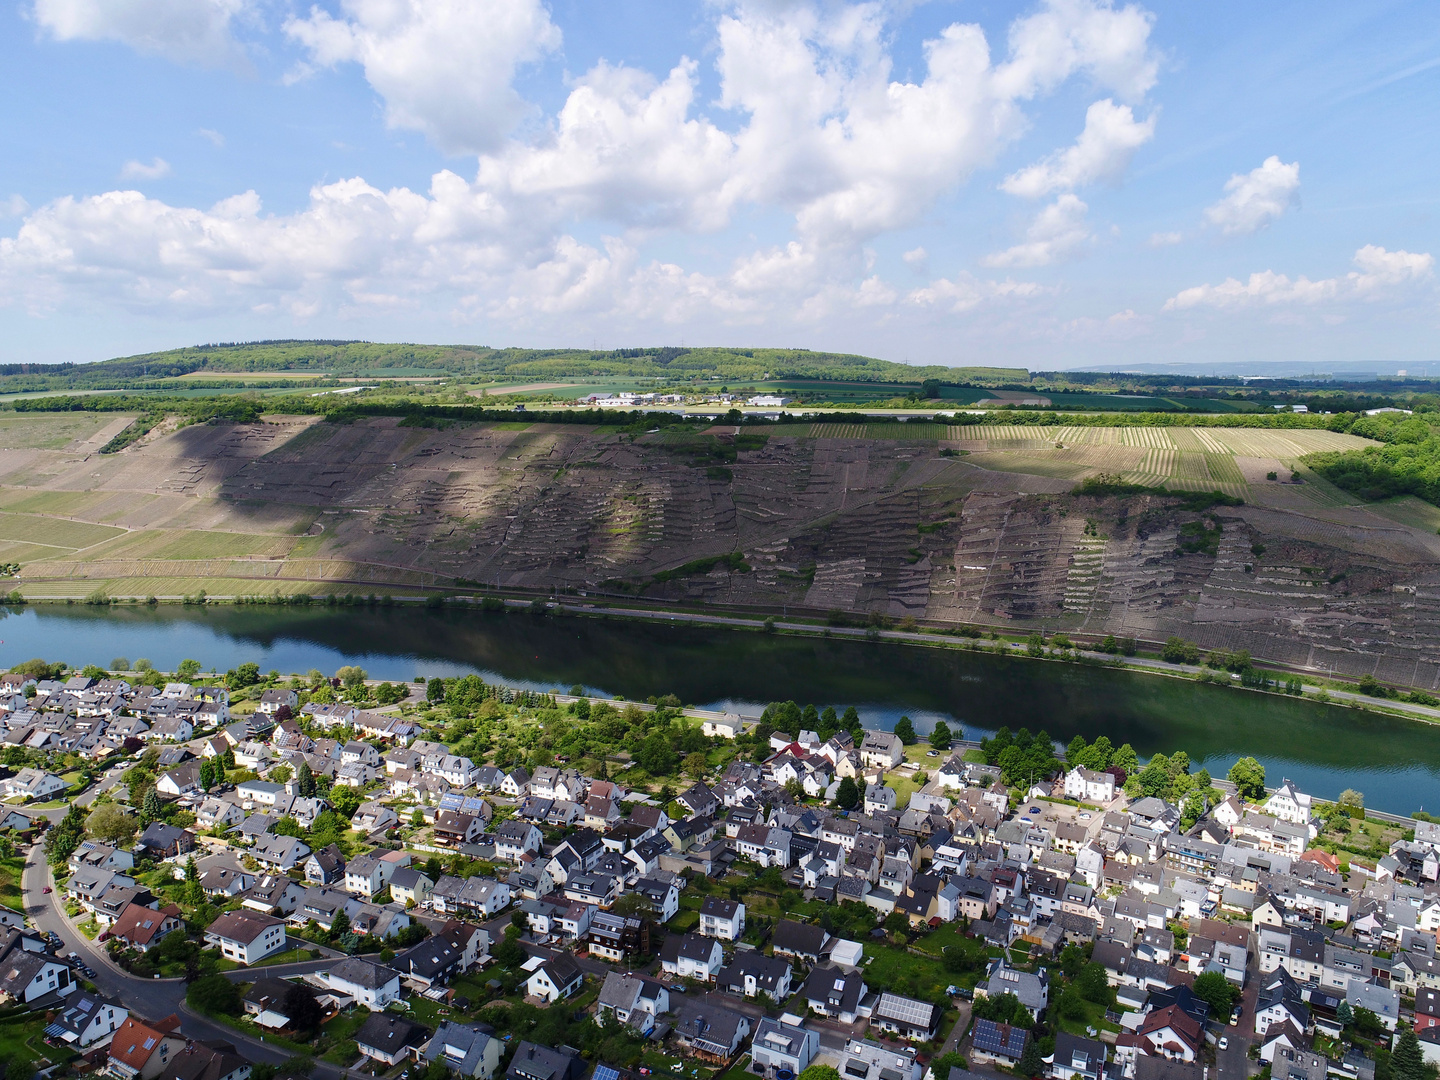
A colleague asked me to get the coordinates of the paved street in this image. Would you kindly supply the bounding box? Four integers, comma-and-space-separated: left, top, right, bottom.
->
20, 840, 357, 1078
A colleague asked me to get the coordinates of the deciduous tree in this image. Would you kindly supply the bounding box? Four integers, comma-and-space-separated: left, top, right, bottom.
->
1228, 757, 1267, 801
85, 803, 136, 846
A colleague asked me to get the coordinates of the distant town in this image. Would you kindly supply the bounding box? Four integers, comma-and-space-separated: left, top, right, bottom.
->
0, 657, 1430, 1080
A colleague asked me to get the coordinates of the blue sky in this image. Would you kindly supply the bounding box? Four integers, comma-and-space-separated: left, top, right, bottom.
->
1, 0, 1437, 371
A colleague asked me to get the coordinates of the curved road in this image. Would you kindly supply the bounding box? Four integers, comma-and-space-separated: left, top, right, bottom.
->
21, 842, 351, 1077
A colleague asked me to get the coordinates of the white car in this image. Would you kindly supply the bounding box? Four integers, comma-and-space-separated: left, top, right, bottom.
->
1218, 1038, 1229, 1052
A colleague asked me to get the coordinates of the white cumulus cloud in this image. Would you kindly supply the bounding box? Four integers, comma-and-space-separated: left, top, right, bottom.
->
285, 0, 562, 156
32, 0, 253, 66
7, 0, 1153, 331
1001, 98, 1155, 197
983, 194, 1091, 268
119, 158, 171, 180
1163, 245, 1434, 310
1204, 155, 1300, 236
992, 0, 1159, 102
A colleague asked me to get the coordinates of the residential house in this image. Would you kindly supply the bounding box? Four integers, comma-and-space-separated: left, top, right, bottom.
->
494, 820, 543, 863
430, 876, 512, 919
203, 910, 288, 964
1137, 1005, 1203, 1062
323, 958, 403, 1008
871, 992, 940, 1041
506, 1044, 585, 1080
241, 875, 305, 917
153, 763, 201, 798
394, 922, 488, 988
586, 912, 650, 963
718, 952, 794, 1002
673, 1002, 752, 1064
803, 966, 869, 1023
859, 732, 904, 769
632, 877, 680, 923
2, 768, 67, 802
421, 1023, 503, 1080
659, 933, 724, 982
1063, 767, 1116, 804
702, 715, 743, 739
353, 802, 400, 835
842, 1039, 924, 1080
1050, 1032, 1107, 1080
525, 954, 584, 1003
597, 972, 670, 1031
354, 1014, 426, 1067
750, 1016, 820, 1077
977, 960, 1049, 1017
771, 919, 830, 963
303, 845, 346, 885
106, 1015, 186, 1080
46, 992, 128, 1050
388, 868, 435, 908
109, 903, 183, 952
250, 835, 310, 873
256, 689, 298, 716
699, 897, 745, 941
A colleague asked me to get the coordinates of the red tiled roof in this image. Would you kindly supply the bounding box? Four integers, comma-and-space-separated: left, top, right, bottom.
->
111, 903, 182, 946
108, 1016, 178, 1071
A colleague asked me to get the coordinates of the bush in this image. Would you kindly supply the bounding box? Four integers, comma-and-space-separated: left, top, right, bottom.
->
1161, 637, 1201, 664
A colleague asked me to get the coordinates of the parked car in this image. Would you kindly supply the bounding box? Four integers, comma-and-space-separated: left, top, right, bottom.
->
41, 887, 50, 894
1218, 1038, 1229, 1051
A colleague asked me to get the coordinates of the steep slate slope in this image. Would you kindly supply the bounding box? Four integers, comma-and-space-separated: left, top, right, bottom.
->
5, 415, 1440, 688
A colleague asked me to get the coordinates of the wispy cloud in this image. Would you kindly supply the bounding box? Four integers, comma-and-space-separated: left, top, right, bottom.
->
120, 157, 172, 180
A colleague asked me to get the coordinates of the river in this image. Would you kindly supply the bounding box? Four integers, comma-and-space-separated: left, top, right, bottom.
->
4, 604, 1438, 815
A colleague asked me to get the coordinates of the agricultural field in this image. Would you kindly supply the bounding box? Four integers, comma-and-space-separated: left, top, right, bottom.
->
0, 413, 123, 450
0, 511, 126, 550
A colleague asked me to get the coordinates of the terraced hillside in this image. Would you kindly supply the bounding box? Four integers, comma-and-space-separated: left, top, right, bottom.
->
6, 412, 1440, 687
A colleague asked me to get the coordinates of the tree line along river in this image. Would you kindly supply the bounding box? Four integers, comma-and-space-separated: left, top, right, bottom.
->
3, 603, 1438, 815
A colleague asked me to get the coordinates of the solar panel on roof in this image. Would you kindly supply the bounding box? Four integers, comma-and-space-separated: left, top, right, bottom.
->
595, 1066, 622, 1080
877, 993, 934, 1026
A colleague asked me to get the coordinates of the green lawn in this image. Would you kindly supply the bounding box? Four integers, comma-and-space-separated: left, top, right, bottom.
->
320, 1007, 372, 1064
448, 973, 504, 1007
863, 944, 951, 1000
668, 910, 699, 933
253, 947, 317, 967
711, 1057, 754, 1080
0, 1011, 78, 1073
640, 1049, 714, 1080
0, 856, 26, 911
389, 995, 454, 1029
1053, 997, 1115, 1037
